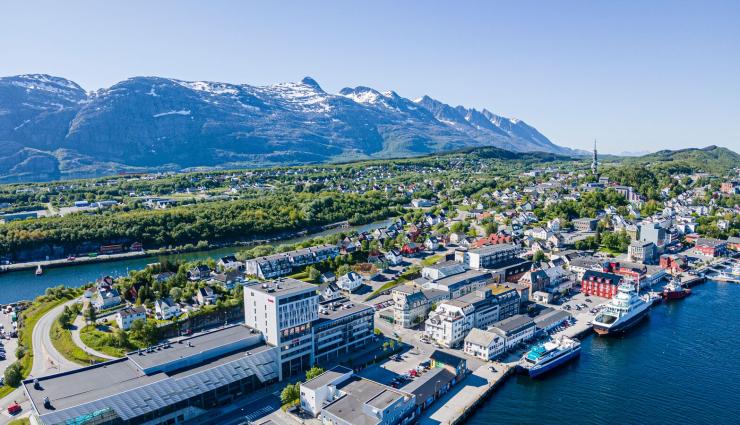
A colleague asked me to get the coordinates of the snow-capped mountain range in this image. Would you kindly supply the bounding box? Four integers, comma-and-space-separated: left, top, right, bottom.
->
0, 74, 577, 182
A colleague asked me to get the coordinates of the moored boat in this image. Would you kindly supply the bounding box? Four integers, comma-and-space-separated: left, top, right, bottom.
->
662, 277, 691, 300
521, 336, 581, 378
35, 264, 43, 276
592, 282, 650, 336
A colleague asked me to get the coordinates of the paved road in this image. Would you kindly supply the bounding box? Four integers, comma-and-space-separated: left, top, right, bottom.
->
31, 299, 80, 376
0, 298, 82, 424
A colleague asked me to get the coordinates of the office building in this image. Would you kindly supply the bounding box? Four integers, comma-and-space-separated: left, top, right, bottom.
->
244, 278, 319, 379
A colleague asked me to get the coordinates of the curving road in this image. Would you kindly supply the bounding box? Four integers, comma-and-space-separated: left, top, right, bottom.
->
30, 299, 81, 376
0, 298, 81, 424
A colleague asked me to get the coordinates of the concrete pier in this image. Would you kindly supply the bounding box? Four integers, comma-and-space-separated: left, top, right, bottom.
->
418, 364, 514, 425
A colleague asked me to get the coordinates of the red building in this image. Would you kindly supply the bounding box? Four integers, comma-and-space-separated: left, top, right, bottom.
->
470, 233, 513, 249
694, 238, 727, 258
100, 244, 123, 255
581, 270, 624, 298
400, 243, 421, 256
660, 254, 688, 274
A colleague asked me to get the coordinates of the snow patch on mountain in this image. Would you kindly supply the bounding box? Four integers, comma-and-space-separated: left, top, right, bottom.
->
153, 110, 191, 118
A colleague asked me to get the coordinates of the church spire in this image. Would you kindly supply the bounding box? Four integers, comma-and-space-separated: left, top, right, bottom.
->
591, 139, 599, 177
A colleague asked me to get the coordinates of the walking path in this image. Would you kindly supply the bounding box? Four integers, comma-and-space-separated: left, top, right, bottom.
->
70, 315, 118, 360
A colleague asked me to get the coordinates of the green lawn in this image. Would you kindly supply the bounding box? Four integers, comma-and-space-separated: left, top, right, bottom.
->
7, 418, 31, 425
79, 325, 144, 357
50, 317, 107, 366
420, 254, 442, 266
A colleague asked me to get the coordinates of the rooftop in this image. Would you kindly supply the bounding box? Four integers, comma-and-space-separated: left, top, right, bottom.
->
429, 350, 466, 368
25, 332, 276, 423
246, 277, 317, 297
302, 365, 353, 390
401, 368, 456, 406
127, 324, 263, 372
324, 377, 412, 425
469, 244, 518, 255
491, 314, 535, 334
430, 269, 491, 289
533, 308, 572, 329
486, 283, 518, 296
464, 327, 500, 347
316, 299, 374, 323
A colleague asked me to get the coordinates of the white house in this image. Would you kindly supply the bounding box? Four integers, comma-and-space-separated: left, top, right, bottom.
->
196, 286, 217, 305
115, 306, 146, 330
425, 236, 440, 251
464, 328, 505, 360
217, 255, 241, 271
336, 272, 363, 293
385, 249, 403, 266
155, 298, 180, 320
93, 287, 121, 311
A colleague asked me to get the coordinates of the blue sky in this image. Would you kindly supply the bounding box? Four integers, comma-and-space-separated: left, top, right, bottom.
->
1, 0, 738, 153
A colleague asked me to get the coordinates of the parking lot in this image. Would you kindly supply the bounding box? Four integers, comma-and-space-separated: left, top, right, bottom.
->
0, 306, 20, 385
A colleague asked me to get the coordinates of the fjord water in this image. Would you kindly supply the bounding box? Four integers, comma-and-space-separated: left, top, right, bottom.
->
0, 219, 392, 304
468, 281, 740, 425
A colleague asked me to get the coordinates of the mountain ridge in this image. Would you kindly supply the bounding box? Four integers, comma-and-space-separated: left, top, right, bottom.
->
0, 74, 579, 182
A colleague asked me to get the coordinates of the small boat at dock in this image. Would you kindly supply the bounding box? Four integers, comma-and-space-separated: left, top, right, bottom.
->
35, 264, 43, 276
662, 277, 691, 300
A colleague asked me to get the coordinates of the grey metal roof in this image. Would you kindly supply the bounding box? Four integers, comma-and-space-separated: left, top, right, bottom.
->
31, 346, 279, 424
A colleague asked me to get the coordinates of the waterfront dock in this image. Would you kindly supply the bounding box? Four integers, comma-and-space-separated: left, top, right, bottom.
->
419, 364, 513, 425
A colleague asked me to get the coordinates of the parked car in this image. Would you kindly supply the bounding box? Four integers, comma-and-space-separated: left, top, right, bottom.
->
7, 402, 22, 415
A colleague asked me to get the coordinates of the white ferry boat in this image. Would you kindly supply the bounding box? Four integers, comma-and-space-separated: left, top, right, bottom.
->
592, 282, 650, 336
521, 336, 581, 378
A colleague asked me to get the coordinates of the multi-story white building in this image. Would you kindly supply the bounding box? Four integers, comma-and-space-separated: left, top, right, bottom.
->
456, 244, 521, 270
391, 286, 448, 328
115, 306, 146, 330
424, 300, 475, 348
489, 315, 536, 351
314, 298, 375, 365
421, 261, 466, 281
244, 278, 319, 379
464, 328, 505, 360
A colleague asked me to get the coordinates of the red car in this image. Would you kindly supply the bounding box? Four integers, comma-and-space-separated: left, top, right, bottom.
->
7, 402, 22, 415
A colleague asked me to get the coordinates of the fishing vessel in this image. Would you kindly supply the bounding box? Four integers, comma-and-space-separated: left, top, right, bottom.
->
35, 264, 43, 276
521, 336, 581, 378
662, 277, 691, 300
592, 282, 650, 336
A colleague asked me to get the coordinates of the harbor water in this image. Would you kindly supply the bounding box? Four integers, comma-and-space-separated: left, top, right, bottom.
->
467, 280, 740, 425
0, 219, 392, 304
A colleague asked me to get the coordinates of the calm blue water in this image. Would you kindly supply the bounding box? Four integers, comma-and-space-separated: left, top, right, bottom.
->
467, 280, 740, 425
0, 219, 392, 304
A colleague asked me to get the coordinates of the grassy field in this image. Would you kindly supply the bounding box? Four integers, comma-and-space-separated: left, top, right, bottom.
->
420, 254, 442, 266
79, 325, 144, 358
49, 317, 107, 366
7, 418, 31, 425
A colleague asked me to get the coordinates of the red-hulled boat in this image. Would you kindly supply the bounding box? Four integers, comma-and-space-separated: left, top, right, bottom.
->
662, 277, 691, 300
